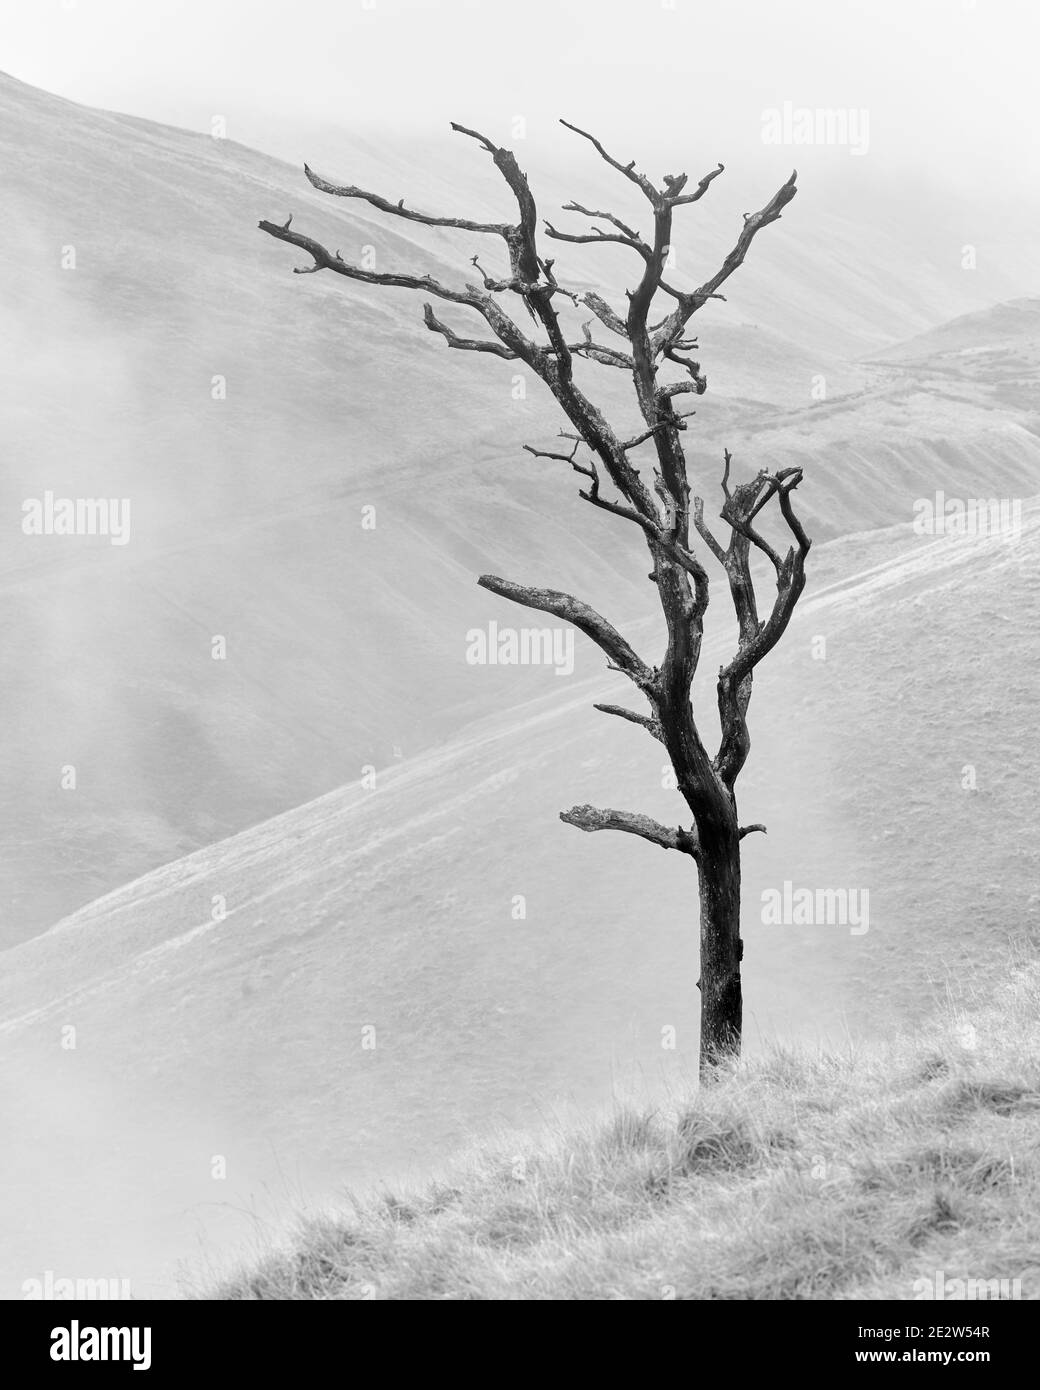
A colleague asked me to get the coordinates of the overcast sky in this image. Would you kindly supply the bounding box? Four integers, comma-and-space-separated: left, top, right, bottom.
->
1, 0, 1036, 190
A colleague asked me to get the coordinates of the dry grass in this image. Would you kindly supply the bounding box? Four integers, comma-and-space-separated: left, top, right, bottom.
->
204, 964, 1040, 1300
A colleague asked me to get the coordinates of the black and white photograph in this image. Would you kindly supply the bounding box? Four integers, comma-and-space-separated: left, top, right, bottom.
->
1, 0, 1038, 1345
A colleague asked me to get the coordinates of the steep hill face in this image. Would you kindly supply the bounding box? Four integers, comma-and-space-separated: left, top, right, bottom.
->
1, 510, 1036, 1295
2, 69, 1038, 945
2, 76, 1040, 945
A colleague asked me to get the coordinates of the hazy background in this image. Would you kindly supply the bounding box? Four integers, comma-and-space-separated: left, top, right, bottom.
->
0, 0, 1038, 1299
3, 0, 1037, 184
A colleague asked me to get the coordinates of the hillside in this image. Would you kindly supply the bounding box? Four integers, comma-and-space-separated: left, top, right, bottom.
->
866, 297, 1040, 413
1, 507, 1037, 1296
3, 70, 1040, 941
872, 297, 1040, 364
209, 960, 1040, 1300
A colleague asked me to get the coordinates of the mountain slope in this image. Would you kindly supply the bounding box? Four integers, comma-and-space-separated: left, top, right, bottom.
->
866, 297, 1040, 414
2, 509, 1037, 1295
3, 71, 1039, 941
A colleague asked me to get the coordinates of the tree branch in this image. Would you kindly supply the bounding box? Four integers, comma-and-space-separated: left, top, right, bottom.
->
423, 303, 518, 358
258, 219, 477, 300
669, 163, 726, 206
302, 164, 508, 236
579, 291, 630, 339
572, 321, 634, 369
723, 469, 811, 688
560, 804, 699, 856
477, 574, 655, 690
544, 201, 650, 260
650, 170, 798, 355
621, 413, 695, 451
558, 120, 658, 202
592, 703, 664, 742
523, 435, 715, 583
257, 218, 547, 366
714, 465, 812, 787
560, 201, 643, 241
692, 496, 728, 564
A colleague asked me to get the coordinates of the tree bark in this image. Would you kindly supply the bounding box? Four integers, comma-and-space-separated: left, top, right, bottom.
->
695, 810, 743, 1075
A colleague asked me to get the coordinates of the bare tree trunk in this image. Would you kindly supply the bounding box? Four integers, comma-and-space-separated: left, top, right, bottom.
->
696, 811, 742, 1073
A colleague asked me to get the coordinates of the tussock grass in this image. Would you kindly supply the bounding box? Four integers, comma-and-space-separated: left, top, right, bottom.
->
206, 965, 1040, 1300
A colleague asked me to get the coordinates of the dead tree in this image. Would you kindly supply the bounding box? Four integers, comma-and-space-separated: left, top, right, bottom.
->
259, 122, 809, 1076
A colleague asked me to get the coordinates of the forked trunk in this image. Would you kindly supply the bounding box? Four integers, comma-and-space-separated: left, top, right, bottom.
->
696, 817, 743, 1076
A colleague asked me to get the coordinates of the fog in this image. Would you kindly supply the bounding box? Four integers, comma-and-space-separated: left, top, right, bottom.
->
1, 0, 1038, 1301
3, 0, 1037, 191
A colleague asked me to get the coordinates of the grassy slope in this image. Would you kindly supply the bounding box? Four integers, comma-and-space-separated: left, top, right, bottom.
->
1, 510, 1038, 1297
210, 960, 1040, 1300
4, 72, 1040, 1297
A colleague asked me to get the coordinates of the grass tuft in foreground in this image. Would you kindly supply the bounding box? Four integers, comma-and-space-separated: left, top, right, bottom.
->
206, 964, 1040, 1300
